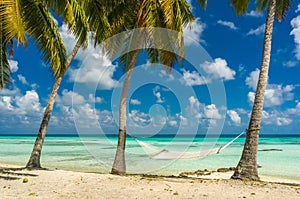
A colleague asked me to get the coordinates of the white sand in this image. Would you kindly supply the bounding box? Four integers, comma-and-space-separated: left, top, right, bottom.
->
1, 163, 299, 199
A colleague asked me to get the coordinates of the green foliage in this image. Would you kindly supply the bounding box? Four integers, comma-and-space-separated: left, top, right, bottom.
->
231, 0, 291, 22
0, 0, 68, 81
102, 0, 195, 72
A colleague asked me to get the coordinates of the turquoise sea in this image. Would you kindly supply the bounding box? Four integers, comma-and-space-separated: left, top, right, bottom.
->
0, 134, 299, 180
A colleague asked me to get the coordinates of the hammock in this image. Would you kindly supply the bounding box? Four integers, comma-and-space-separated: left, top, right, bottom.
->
134, 131, 245, 160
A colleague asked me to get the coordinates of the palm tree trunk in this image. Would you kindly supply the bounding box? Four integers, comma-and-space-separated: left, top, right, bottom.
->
231, 0, 276, 180
26, 40, 81, 169
111, 50, 139, 175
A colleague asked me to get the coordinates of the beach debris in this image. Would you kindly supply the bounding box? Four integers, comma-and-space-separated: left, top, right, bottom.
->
23, 178, 28, 183
258, 149, 283, 152
217, 167, 235, 172
179, 169, 212, 177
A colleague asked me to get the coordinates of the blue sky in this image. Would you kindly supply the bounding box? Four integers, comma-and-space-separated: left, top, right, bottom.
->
1, 1, 300, 135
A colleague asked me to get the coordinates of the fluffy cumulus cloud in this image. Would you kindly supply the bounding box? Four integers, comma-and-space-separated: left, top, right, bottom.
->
128, 110, 151, 127
290, 16, 300, 60
262, 110, 292, 126
246, 69, 294, 107
153, 86, 165, 103
0, 89, 43, 126
227, 110, 241, 125
183, 18, 205, 45
247, 24, 265, 36
246, 10, 263, 17
245, 69, 260, 90
59, 24, 118, 90
184, 96, 223, 128
200, 58, 236, 81
130, 99, 141, 105
217, 20, 237, 30
17, 74, 28, 85
8, 60, 19, 73
54, 90, 109, 129
181, 69, 208, 86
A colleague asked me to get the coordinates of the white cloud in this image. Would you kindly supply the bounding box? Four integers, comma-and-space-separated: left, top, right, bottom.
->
200, 58, 236, 80
71, 103, 100, 128
0, 89, 43, 126
15, 90, 42, 115
181, 69, 208, 86
128, 110, 151, 127
247, 24, 265, 36
17, 74, 28, 85
246, 69, 294, 107
183, 18, 205, 45
296, 4, 300, 13
88, 94, 102, 103
130, 99, 141, 105
283, 61, 297, 67
168, 120, 177, 127
153, 86, 165, 103
276, 117, 292, 126
159, 70, 175, 81
59, 24, 118, 90
248, 85, 294, 107
245, 68, 260, 90
227, 110, 241, 125
186, 96, 202, 119
68, 52, 118, 90
290, 16, 300, 60
217, 20, 237, 30
56, 89, 86, 106
262, 110, 292, 126
204, 104, 222, 119
246, 10, 263, 17
8, 60, 18, 73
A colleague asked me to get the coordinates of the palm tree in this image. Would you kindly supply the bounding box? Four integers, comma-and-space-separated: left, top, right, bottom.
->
0, 0, 67, 89
110, 0, 196, 175
230, 0, 291, 180
25, 0, 128, 169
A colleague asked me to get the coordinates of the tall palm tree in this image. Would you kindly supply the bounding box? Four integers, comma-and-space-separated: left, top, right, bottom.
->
110, 0, 196, 175
230, 0, 291, 180
26, 0, 128, 169
0, 0, 67, 88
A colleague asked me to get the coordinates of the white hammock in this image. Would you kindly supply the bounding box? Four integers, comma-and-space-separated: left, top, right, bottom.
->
135, 131, 245, 160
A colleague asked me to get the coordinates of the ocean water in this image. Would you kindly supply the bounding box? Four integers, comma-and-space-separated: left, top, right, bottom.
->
0, 134, 299, 180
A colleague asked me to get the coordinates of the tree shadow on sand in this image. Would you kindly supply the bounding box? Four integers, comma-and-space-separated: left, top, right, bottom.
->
0, 167, 39, 181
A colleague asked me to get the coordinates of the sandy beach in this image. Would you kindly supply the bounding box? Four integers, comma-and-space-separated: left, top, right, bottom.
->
1, 163, 299, 199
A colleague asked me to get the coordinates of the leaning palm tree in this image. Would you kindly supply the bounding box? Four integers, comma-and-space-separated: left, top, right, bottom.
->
26, 0, 127, 169
0, 0, 67, 89
230, 0, 291, 180
110, 0, 196, 175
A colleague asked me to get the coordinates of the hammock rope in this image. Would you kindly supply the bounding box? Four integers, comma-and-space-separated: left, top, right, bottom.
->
132, 131, 245, 160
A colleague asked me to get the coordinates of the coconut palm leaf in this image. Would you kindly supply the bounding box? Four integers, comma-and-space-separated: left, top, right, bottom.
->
21, 0, 67, 77
0, 0, 27, 46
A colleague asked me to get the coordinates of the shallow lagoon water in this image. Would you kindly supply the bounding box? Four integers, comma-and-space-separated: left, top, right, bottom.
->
0, 134, 299, 180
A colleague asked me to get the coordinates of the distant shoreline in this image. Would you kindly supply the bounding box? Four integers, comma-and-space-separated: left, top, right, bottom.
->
1, 134, 300, 137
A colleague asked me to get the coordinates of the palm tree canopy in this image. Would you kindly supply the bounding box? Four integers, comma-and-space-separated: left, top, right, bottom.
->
0, 0, 68, 80
100, 0, 195, 72
230, 0, 291, 21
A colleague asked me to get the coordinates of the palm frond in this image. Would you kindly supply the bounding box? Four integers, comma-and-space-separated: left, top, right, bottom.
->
275, 0, 291, 22
0, 0, 27, 46
256, 0, 269, 12
230, 0, 251, 15
21, 0, 68, 77
196, 0, 208, 9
